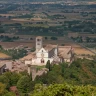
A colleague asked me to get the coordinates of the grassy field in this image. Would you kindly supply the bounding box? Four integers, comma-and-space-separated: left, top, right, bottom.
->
0, 52, 10, 59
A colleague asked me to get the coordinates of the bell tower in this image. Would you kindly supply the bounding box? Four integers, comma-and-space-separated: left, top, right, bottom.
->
36, 36, 43, 52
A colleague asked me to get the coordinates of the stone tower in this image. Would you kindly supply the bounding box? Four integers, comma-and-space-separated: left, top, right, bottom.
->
54, 44, 58, 56
36, 36, 43, 52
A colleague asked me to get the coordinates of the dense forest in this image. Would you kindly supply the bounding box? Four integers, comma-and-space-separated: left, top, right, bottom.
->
31, 83, 96, 96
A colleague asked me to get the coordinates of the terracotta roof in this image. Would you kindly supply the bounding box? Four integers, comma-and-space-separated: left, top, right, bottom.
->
0, 63, 6, 68
44, 44, 57, 51
0, 60, 12, 68
59, 46, 72, 59
36, 36, 43, 39
20, 52, 36, 60
10, 86, 17, 92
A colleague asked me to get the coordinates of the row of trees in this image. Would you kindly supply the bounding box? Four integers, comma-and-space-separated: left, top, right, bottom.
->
0, 4, 19, 13
0, 35, 19, 42
63, 21, 96, 34
13, 20, 96, 36
17, 26, 64, 36
0, 45, 27, 59
71, 36, 96, 43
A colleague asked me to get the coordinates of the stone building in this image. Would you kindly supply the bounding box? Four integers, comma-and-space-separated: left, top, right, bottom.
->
0, 63, 6, 74
24, 36, 74, 66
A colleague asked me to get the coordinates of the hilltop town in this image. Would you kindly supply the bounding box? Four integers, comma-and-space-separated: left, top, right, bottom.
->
0, 1, 96, 96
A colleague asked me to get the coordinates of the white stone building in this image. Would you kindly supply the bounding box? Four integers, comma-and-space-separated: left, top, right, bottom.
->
24, 36, 74, 66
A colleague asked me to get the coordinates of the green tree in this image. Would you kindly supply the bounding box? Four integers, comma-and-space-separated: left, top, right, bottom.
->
3, 92, 16, 96
17, 76, 32, 94
46, 60, 51, 71
0, 45, 3, 50
3, 72, 22, 87
45, 37, 48, 40
0, 82, 6, 96
50, 37, 58, 40
61, 63, 65, 77
10, 72, 22, 86
0, 75, 9, 89
31, 83, 96, 96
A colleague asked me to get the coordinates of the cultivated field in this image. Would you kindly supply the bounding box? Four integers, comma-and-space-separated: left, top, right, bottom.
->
0, 36, 95, 56
0, 14, 15, 16
0, 4, 96, 57
73, 47, 95, 56
0, 41, 34, 48
0, 52, 10, 59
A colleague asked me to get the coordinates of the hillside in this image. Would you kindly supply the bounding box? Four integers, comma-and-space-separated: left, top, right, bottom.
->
31, 83, 96, 96
35, 58, 96, 85
0, 58, 96, 95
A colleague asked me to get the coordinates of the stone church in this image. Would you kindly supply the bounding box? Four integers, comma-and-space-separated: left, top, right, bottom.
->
24, 36, 74, 66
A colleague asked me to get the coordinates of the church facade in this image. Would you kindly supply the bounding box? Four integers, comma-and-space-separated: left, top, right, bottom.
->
24, 36, 74, 66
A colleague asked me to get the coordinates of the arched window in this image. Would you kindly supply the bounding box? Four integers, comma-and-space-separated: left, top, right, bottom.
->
41, 59, 44, 63
37, 39, 40, 41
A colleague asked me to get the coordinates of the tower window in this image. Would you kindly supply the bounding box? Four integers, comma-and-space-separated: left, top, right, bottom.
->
37, 39, 40, 41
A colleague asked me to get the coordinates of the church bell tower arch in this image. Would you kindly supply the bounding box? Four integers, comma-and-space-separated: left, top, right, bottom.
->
36, 36, 43, 52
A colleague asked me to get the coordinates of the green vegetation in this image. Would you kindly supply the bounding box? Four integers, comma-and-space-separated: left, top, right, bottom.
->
15, 14, 33, 19
17, 76, 33, 95
0, 45, 27, 59
0, 59, 96, 95
50, 36, 58, 40
63, 21, 96, 34
0, 4, 96, 36
0, 4, 19, 14
0, 72, 22, 88
0, 27, 5, 33
16, 26, 65, 36
0, 71, 32, 96
35, 59, 96, 85
23, 24, 49, 28
0, 2, 96, 96
31, 83, 96, 96
71, 36, 96, 43
85, 44, 96, 48
46, 60, 51, 71
0, 71, 96, 96
0, 35, 19, 42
